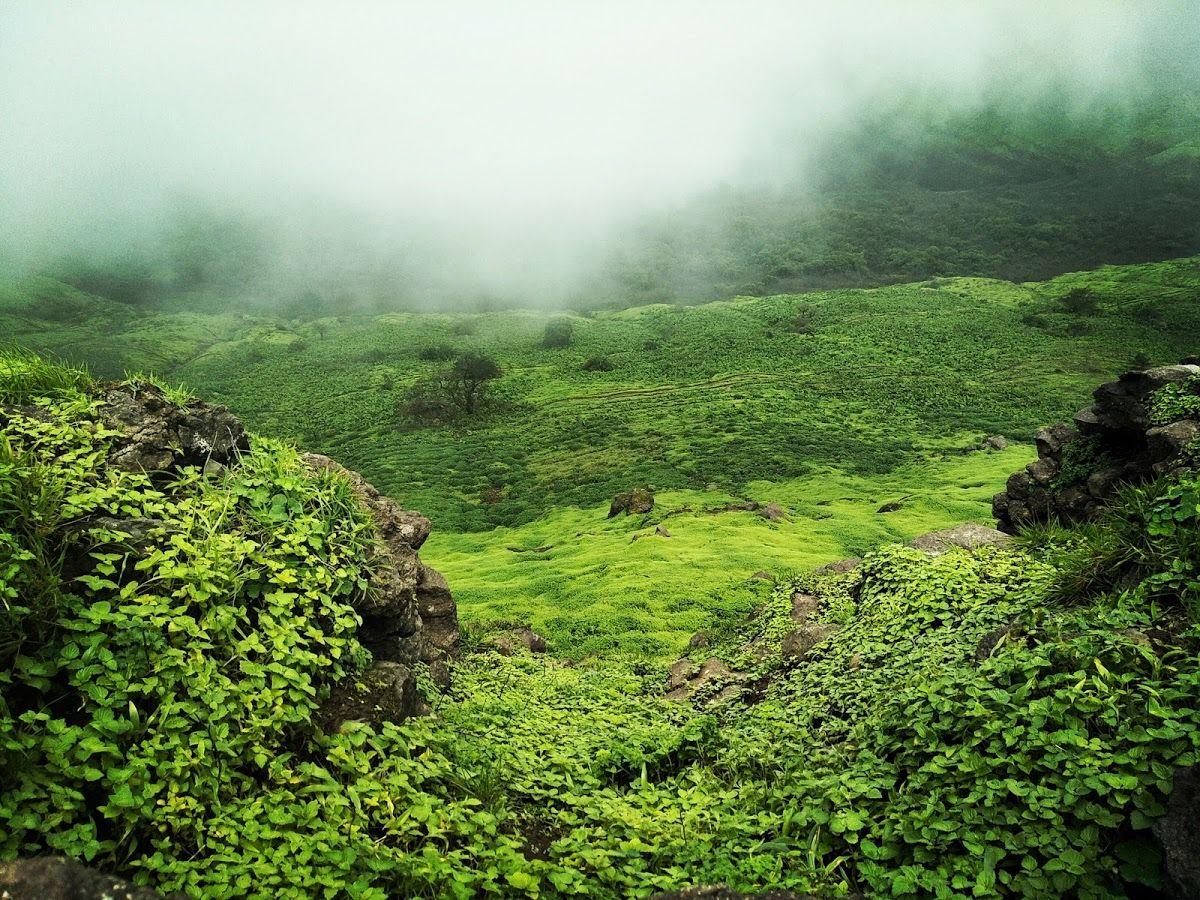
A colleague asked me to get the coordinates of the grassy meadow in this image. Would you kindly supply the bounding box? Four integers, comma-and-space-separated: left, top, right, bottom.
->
3, 255, 1199, 656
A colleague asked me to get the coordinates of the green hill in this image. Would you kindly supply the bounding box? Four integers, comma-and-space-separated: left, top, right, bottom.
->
3, 348, 1200, 897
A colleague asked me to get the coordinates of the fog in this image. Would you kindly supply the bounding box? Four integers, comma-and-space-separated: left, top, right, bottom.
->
1, 1, 1195, 307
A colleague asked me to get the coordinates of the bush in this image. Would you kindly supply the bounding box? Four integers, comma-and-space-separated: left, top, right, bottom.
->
1058, 287, 1100, 316
542, 318, 574, 349
581, 356, 614, 372
418, 344, 458, 362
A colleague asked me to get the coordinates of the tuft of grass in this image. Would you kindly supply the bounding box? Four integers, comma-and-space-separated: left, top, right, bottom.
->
123, 370, 194, 407
0, 346, 93, 405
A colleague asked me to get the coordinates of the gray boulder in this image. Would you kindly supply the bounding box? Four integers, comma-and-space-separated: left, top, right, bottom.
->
0, 857, 170, 899
909, 523, 1012, 557
101, 382, 248, 474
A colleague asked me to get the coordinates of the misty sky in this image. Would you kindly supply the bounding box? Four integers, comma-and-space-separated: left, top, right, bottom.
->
0, 1, 1193, 299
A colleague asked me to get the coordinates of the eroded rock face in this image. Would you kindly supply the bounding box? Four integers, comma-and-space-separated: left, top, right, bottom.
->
302, 453, 459, 708
1152, 766, 1200, 898
0, 857, 170, 899
993, 361, 1199, 533
101, 382, 248, 474
316, 661, 419, 733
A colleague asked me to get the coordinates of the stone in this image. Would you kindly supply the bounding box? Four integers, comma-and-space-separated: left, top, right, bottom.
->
300, 452, 457, 711
790, 593, 820, 622
609, 487, 655, 517
656, 524, 673, 537
101, 382, 248, 475
908, 523, 1012, 557
665, 657, 737, 702
995, 362, 1200, 533
1034, 423, 1077, 459
688, 631, 710, 649
1026, 457, 1059, 486
317, 661, 419, 731
815, 556, 862, 575
1153, 766, 1200, 898
489, 625, 546, 656
983, 434, 1008, 451
781, 624, 838, 661
755, 502, 785, 521
0, 857, 170, 899
1147, 419, 1200, 466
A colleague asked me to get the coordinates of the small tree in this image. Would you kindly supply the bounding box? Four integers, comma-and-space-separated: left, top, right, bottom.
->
446, 352, 502, 414
1058, 288, 1099, 316
542, 318, 574, 349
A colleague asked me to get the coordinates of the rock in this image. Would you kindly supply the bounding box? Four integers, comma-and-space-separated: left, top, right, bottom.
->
781, 624, 838, 661
1148, 419, 1200, 468
1153, 766, 1200, 898
489, 626, 546, 655
102, 382, 248, 474
1026, 457, 1059, 486
755, 502, 785, 521
656, 524, 673, 537
814, 556, 862, 575
994, 360, 1200, 533
666, 658, 699, 692
847, 652, 863, 670
1072, 406, 1104, 434
688, 631, 710, 649
609, 487, 655, 517
317, 661, 419, 731
517, 626, 547, 653
301, 453, 457, 710
665, 657, 736, 701
0, 856, 170, 899
983, 434, 1008, 451
1034, 423, 1077, 459
908, 523, 1012, 557
790, 593, 820, 622
416, 564, 459, 666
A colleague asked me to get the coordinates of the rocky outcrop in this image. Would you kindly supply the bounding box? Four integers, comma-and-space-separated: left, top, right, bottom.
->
993, 362, 1200, 533
908, 523, 1012, 556
59, 382, 457, 727
100, 381, 248, 475
316, 661, 420, 733
0, 857, 170, 899
1152, 766, 1200, 898
609, 487, 655, 517
303, 453, 460, 709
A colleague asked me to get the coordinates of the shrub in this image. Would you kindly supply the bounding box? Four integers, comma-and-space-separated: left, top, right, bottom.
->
542, 318, 574, 349
581, 356, 614, 372
419, 344, 457, 362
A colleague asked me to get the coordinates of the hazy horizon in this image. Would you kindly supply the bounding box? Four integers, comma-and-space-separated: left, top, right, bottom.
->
2, 1, 1197, 307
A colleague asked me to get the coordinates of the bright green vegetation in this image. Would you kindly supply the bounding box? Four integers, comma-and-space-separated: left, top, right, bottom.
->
431, 446, 1030, 660
4, 256, 1199, 539
4, 256, 1199, 659
3, 353, 1200, 897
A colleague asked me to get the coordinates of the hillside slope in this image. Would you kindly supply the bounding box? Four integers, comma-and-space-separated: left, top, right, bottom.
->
3, 353, 1200, 898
